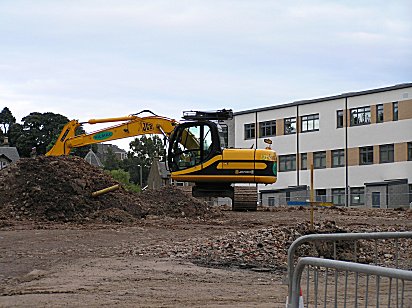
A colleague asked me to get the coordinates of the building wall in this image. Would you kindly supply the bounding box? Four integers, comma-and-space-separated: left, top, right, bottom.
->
232, 84, 412, 208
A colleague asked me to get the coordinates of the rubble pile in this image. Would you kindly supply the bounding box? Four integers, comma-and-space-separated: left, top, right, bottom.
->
0, 156, 212, 223
186, 221, 411, 272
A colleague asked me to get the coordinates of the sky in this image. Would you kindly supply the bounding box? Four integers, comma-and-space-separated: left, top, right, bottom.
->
0, 0, 411, 150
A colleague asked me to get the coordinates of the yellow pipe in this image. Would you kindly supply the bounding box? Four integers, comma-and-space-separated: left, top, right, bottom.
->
92, 184, 120, 197
87, 116, 138, 124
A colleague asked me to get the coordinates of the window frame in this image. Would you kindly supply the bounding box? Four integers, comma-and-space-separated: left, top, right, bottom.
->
379, 144, 394, 163
350, 187, 365, 206
350, 106, 371, 126
376, 104, 384, 123
301, 113, 319, 133
336, 110, 344, 128
313, 151, 326, 169
359, 146, 373, 165
259, 120, 276, 138
300, 153, 307, 170
279, 154, 296, 172
284, 117, 296, 135
331, 149, 345, 168
332, 188, 345, 206
244, 123, 255, 140
393, 102, 398, 121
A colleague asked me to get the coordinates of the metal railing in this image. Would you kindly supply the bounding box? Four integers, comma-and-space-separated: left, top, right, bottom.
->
287, 232, 412, 307
289, 257, 412, 308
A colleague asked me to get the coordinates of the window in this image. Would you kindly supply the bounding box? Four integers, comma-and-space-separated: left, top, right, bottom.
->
372, 192, 381, 208
268, 197, 275, 206
301, 114, 319, 132
337, 110, 344, 128
350, 187, 364, 206
393, 102, 398, 121
313, 151, 326, 169
379, 144, 394, 163
300, 153, 307, 170
376, 104, 384, 123
331, 149, 344, 168
279, 154, 296, 172
284, 117, 296, 134
359, 146, 373, 165
408, 142, 412, 161
259, 120, 276, 137
244, 123, 255, 140
350, 106, 371, 126
332, 188, 345, 206
316, 189, 327, 202
220, 126, 228, 148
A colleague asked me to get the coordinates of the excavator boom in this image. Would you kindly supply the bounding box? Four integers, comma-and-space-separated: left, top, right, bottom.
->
46, 115, 178, 156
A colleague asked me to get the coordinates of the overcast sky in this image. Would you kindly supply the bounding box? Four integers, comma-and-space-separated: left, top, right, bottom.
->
1, 1, 411, 150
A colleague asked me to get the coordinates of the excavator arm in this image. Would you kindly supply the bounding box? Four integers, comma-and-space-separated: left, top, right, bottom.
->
46, 114, 179, 156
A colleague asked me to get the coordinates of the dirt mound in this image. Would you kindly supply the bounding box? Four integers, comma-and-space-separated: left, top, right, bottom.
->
0, 156, 212, 223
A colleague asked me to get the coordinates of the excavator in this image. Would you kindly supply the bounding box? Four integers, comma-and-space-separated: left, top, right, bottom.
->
46, 109, 277, 210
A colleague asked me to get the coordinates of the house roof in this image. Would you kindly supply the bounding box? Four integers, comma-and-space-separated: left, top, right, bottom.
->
84, 149, 104, 167
235, 82, 412, 116
0, 147, 20, 162
96, 143, 127, 154
0, 154, 12, 162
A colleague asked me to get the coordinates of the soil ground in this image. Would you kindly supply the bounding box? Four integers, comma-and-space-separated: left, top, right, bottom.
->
1, 208, 411, 308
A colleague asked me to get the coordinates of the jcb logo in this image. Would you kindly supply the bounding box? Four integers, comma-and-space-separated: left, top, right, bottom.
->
142, 122, 153, 132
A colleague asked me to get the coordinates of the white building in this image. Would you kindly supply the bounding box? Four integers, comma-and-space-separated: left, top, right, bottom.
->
228, 83, 412, 208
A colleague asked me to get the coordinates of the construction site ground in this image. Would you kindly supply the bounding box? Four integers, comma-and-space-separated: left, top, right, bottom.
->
1, 208, 411, 308
1, 157, 411, 307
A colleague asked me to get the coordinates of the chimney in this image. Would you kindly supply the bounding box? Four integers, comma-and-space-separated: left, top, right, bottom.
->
2, 137, 8, 146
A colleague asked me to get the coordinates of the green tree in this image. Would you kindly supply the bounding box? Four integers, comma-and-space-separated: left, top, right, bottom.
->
103, 147, 120, 170
121, 135, 166, 186
11, 112, 69, 157
0, 107, 16, 134
107, 169, 140, 192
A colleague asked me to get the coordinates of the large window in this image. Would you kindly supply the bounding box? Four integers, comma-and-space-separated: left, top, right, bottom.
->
313, 151, 326, 169
379, 144, 394, 163
336, 110, 344, 128
301, 114, 319, 132
300, 153, 307, 170
350, 106, 371, 126
408, 142, 412, 161
393, 102, 398, 121
284, 117, 296, 134
350, 187, 364, 206
244, 123, 255, 140
376, 104, 384, 123
332, 188, 345, 206
332, 149, 345, 167
279, 154, 296, 172
359, 146, 373, 165
259, 120, 276, 137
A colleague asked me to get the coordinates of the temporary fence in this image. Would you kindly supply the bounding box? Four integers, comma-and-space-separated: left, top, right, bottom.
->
289, 257, 412, 308
286, 232, 412, 307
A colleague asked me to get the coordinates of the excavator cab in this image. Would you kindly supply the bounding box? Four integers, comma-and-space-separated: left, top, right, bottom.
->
168, 120, 222, 172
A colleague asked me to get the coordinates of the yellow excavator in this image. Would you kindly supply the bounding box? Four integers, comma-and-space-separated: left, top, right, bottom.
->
46, 109, 277, 210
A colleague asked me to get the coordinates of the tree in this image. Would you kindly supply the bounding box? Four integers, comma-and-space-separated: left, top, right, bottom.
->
103, 147, 120, 170
107, 169, 140, 192
0, 107, 16, 134
121, 135, 166, 186
11, 112, 69, 157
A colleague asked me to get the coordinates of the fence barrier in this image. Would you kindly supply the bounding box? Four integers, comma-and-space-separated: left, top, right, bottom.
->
289, 257, 412, 308
286, 232, 412, 307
